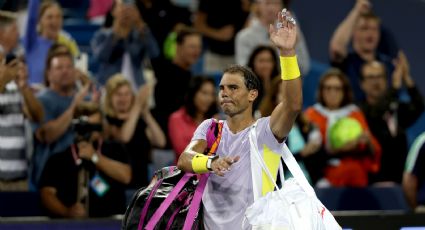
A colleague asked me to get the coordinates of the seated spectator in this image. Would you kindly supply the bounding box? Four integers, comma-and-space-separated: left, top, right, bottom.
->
304, 69, 381, 187
151, 27, 202, 148
91, 0, 159, 89
359, 58, 424, 184
403, 132, 425, 211
259, 77, 324, 185
236, 0, 310, 75
168, 76, 218, 161
24, 0, 80, 87
0, 57, 43, 191
39, 102, 131, 218
329, 0, 397, 100
103, 74, 165, 189
31, 49, 90, 189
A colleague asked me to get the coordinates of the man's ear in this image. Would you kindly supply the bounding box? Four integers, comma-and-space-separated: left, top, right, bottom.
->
248, 89, 258, 103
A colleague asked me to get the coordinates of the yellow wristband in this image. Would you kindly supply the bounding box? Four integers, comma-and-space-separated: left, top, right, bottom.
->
192, 153, 209, 174
280, 56, 301, 80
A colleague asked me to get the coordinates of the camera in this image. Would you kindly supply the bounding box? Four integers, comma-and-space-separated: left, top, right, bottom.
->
72, 116, 103, 143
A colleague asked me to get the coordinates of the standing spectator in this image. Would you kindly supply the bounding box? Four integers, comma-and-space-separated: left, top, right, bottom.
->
194, 0, 249, 73
403, 132, 425, 210
103, 74, 165, 189
24, 0, 80, 87
329, 0, 394, 100
236, 0, 310, 75
151, 27, 202, 148
359, 57, 424, 184
168, 76, 218, 161
0, 11, 22, 59
304, 69, 381, 187
31, 50, 89, 189
91, 0, 159, 89
39, 102, 131, 218
135, 0, 192, 56
0, 58, 43, 191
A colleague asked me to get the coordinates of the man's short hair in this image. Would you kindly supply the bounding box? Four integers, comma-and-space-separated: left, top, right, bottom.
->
0, 10, 17, 29
360, 60, 387, 80
176, 27, 200, 45
358, 11, 381, 24
223, 64, 262, 109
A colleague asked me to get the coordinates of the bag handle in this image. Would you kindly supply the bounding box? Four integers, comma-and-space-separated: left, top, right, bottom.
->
183, 173, 209, 229
249, 124, 315, 197
249, 125, 280, 192
144, 173, 194, 230
137, 178, 164, 229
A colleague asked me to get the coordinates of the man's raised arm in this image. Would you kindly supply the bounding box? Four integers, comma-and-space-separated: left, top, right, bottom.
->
269, 9, 303, 141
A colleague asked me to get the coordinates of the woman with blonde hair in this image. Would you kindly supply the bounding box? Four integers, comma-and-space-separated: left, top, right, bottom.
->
24, 0, 80, 86
103, 74, 165, 188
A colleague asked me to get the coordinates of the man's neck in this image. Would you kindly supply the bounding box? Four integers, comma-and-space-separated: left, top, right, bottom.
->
51, 85, 75, 97
172, 57, 190, 71
365, 95, 380, 106
354, 45, 375, 61
226, 113, 255, 134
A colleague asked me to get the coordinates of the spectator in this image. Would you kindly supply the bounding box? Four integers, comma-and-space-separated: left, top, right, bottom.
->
31, 50, 90, 189
359, 57, 424, 184
135, 0, 192, 56
168, 76, 218, 161
194, 0, 249, 73
0, 11, 22, 59
304, 69, 381, 187
247, 45, 279, 113
103, 74, 165, 189
39, 102, 131, 218
91, 0, 159, 89
236, 0, 310, 75
0, 58, 43, 191
403, 132, 425, 210
329, 0, 394, 100
24, 0, 80, 87
151, 27, 202, 148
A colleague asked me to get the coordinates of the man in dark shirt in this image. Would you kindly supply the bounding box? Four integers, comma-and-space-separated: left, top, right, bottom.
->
329, 0, 394, 99
39, 103, 131, 218
151, 28, 202, 148
194, 0, 249, 73
358, 57, 424, 184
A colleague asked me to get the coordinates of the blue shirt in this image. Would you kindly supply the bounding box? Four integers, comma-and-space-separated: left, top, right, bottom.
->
30, 89, 75, 189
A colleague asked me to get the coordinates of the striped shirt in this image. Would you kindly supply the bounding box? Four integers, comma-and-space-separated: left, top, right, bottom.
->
0, 82, 27, 180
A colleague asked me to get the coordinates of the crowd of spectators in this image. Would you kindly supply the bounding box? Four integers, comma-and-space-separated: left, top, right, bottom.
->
0, 0, 424, 218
